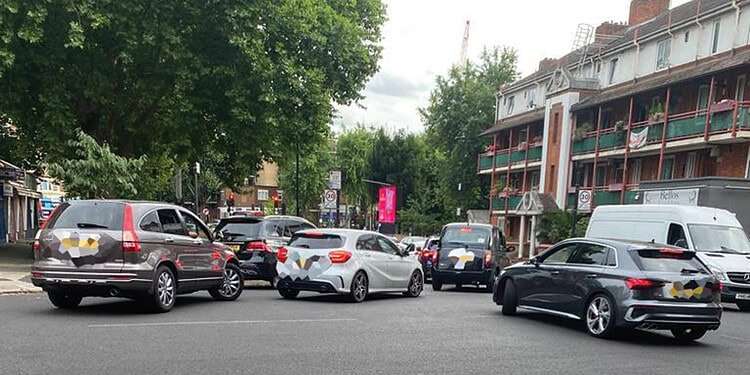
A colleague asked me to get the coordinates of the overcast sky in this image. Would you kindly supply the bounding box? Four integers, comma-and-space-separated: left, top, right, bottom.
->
333, 0, 691, 133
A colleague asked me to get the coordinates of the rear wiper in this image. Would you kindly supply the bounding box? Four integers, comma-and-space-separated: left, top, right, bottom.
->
680, 268, 705, 274
76, 223, 108, 229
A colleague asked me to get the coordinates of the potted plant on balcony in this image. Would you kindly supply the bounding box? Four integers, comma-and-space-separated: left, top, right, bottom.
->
573, 122, 594, 141
614, 120, 626, 132
648, 102, 665, 123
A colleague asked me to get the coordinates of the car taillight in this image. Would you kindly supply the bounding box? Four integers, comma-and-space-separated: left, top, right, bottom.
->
626, 278, 660, 290
276, 247, 288, 263
484, 250, 492, 268
32, 240, 41, 253
328, 250, 352, 264
432, 251, 438, 263
247, 241, 269, 252
122, 203, 141, 253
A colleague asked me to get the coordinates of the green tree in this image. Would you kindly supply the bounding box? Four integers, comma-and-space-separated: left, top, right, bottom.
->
48, 131, 145, 199
0, 0, 385, 190
421, 47, 518, 216
335, 125, 376, 212
278, 139, 334, 220
537, 211, 590, 244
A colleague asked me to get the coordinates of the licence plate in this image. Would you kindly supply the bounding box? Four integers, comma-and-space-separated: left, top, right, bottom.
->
737, 293, 750, 300
229, 245, 241, 252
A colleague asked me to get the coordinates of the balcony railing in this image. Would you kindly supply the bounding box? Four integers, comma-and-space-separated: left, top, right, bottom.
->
572, 101, 750, 155
566, 187, 641, 209
491, 195, 523, 211
477, 145, 543, 172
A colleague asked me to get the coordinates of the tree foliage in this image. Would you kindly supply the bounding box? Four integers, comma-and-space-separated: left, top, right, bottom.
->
48, 131, 145, 199
278, 140, 334, 220
0, 0, 386, 191
537, 211, 590, 244
421, 47, 518, 215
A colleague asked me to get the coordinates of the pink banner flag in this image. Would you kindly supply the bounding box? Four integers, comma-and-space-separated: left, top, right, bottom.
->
378, 186, 397, 224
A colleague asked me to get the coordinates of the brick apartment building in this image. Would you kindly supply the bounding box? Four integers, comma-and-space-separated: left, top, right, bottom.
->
479, 0, 750, 256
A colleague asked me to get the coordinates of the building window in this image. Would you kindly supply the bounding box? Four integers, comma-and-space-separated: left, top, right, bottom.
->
736, 75, 746, 101
257, 189, 269, 201
552, 113, 560, 144
628, 159, 642, 185
608, 58, 618, 84
594, 60, 602, 75
530, 171, 541, 190
595, 165, 607, 187
661, 157, 675, 180
684, 30, 690, 43
697, 85, 710, 110
685, 152, 698, 178
656, 38, 671, 70
506, 96, 515, 115
711, 20, 721, 54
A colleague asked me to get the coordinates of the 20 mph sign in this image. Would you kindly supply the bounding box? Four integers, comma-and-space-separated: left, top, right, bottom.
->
577, 189, 592, 212
323, 189, 337, 209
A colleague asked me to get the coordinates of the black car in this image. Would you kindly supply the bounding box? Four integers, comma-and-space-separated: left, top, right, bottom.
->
431, 223, 510, 291
493, 238, 722, 341
214, 215, 315, 285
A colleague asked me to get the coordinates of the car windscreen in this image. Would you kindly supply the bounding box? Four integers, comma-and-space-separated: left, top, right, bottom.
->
688, 224, 750, 254
441, 227, 490, 248
46, 202, 123, 230
289, 233, 344, 249
630, 249, 708, 273
215, 220, 265, 240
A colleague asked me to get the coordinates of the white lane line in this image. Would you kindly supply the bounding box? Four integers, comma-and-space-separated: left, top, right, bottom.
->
88, 318, 358, 328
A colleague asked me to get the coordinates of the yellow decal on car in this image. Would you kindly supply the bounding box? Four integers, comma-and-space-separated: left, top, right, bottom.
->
448, 248, 475, 270
55, 232, 102, 258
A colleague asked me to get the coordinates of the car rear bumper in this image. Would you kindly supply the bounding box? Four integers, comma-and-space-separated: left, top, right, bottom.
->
277, 277, 340, 294
622, 301, 722, 331
431, 268, 492, 285
30, 268, 153, 296
238, 260, 276, 280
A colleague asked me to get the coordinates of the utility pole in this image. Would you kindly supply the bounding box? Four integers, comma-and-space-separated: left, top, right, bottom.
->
570, 185, 579, 238
194, 162, 200, 214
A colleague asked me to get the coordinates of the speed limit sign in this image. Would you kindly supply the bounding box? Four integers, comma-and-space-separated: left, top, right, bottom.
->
577, 189, 592, 211
323, 189, 337, 209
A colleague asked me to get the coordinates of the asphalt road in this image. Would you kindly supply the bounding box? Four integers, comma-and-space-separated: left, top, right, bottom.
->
2, 285, 750, 375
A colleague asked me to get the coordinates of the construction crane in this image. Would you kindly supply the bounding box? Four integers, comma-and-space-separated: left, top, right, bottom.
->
459, 20, 470, 66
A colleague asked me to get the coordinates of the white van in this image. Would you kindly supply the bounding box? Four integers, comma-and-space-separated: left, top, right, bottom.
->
586, 205, 750, 311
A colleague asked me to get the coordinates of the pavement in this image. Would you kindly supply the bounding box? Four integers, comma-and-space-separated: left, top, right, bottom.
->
2, 285, 750, 375
0, 242, 41, 295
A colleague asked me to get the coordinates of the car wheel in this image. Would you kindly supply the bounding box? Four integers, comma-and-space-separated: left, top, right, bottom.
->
278, 287, 300, 299
585, 294, 616, 338
501, 280, 518, 315
737, 301, 750, 312
47, 290, 83, 309
209, 263, 243, 301
431, 277, 443, 291
671, 327, 707, 342
403, 271, 424, 298
349, 271, 368, 303
151, 266, 176, 313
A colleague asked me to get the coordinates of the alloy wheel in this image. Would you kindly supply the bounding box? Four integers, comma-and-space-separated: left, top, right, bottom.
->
219, 267, 241, 298
157, 271, 175, 307
586, 296, 611, 335
353, 273, 368, 301
409, 272, 423, 295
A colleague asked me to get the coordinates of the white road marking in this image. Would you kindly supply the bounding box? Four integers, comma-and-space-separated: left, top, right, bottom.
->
88, 318, 358, 328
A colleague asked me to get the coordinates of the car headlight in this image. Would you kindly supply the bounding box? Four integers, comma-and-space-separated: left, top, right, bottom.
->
710, 267, 727, 281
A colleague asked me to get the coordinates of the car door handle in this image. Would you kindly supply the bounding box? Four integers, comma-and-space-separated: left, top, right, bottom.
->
164, 238, 175, 243
192, 240, 202, 245
585, 274, 599, 279
550, 271, 561, 275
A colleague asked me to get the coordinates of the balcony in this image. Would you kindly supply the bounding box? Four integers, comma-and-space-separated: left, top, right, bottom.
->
571, 102, 750, 156
478, 145, 543, 173
491, 195, 523, 211
566, 188, 641, 209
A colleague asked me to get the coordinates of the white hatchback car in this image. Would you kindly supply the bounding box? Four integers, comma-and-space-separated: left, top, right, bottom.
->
275, 229, 424, 302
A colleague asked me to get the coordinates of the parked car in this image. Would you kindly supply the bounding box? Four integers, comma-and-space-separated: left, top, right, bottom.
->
494, 238, 722, 341
418, 237, 439, 279
31, 200, 243, 313
431, 223, 509, 291
586, 205, 750, 311
214, 215, 315, 286
275, 229, 424, 302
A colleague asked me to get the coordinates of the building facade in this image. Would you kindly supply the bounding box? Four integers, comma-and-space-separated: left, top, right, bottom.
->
0, 160, 41, 244
479, 0, 750, 256
219, 161, 281, 218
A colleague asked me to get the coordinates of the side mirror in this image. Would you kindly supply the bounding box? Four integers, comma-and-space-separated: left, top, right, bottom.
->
405, 243, 416, 256
188, 231, 199, 239
529, 257, 540, 267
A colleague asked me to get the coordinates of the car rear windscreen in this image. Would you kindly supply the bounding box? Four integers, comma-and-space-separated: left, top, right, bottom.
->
442, 227, 490, 247
289, 233, 344, 249
216, 220, 265, 239
46, 202, 124, 230
630, 249, 708, 273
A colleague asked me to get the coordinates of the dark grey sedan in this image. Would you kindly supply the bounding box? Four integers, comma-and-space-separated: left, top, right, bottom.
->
493, 238, 722, 341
